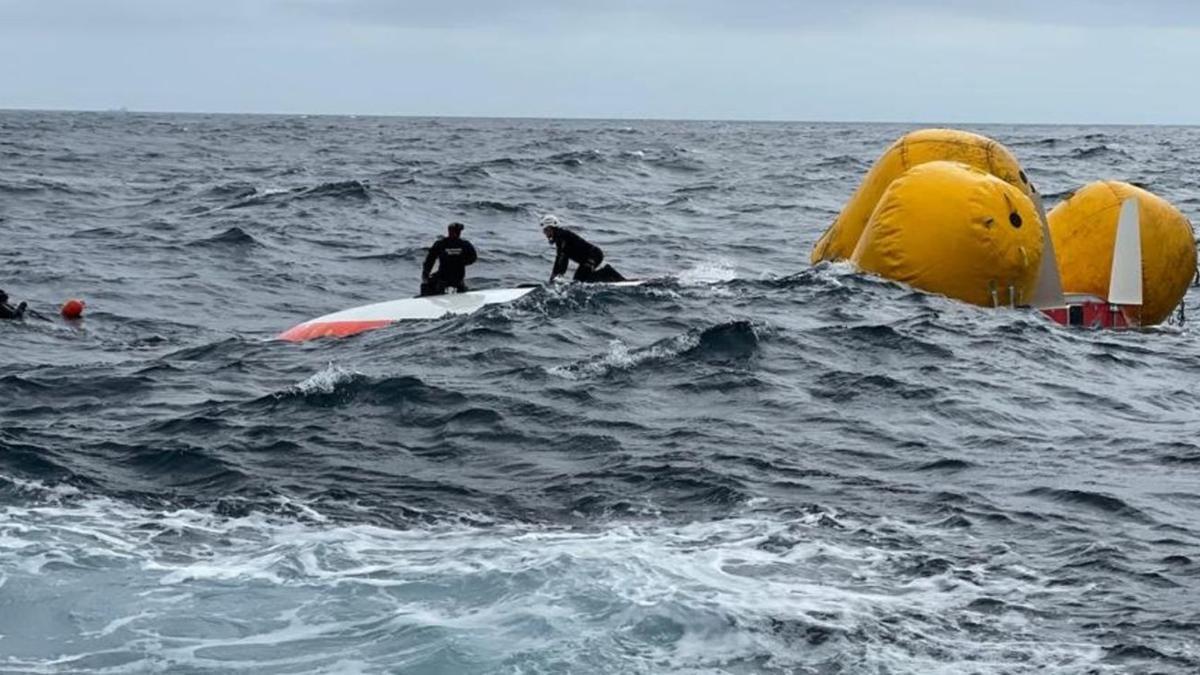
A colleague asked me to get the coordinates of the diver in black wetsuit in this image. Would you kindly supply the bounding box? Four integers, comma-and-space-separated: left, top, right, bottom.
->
0, 289, 27, 320
540, 215, 626, 283
420, 222, 477, 296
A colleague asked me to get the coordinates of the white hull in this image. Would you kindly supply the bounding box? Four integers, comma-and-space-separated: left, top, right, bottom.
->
279, 281, 644, 342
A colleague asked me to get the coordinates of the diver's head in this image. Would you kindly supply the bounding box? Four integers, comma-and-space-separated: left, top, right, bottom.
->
0, 289, 7, 304
447, 222, 464, 239
540, 214, 558, 242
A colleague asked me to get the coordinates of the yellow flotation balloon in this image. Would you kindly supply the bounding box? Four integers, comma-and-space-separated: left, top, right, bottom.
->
1048, 181, 1196, 325
851, 161, 1044, 307
812, 128, 1036, 264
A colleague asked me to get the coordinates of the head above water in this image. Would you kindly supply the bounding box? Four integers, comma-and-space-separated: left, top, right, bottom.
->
540, 214, 559, 241
0, 289, 7, 304
447, 222, 464, 238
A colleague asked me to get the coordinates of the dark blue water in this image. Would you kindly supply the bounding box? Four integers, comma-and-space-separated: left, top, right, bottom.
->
2, 111, 1199, 674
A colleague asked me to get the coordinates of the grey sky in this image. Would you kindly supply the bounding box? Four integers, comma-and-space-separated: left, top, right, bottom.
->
2, 0, 1198, 123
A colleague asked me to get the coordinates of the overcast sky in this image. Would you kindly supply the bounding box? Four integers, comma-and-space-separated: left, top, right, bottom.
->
2, 0, 1198, 123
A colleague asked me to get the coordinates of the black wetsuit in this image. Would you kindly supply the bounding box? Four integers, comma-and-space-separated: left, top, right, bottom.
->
548, 227, 625, 282
421, 236, 477, 295
0, 301, 27, 320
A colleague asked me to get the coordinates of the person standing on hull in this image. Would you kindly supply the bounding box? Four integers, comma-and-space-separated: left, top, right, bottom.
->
0, 289, 28, 320
540, 215, 626, 283
420, 222, 477, 296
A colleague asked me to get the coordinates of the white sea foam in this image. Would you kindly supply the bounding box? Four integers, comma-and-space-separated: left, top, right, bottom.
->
291, 363, 359, 395
548, 334, 700, 380
676, 258, 738, 286
0, 480, 1118, 674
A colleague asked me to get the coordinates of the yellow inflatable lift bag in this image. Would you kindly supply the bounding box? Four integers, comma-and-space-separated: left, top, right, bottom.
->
1048, 181, 1196, 325
812, 128, 1036, 264
851, 161, 1044, 308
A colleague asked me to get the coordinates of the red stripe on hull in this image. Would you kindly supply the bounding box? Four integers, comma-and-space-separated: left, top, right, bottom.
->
1040, 299, 1138, 329
277, 319, 394, 342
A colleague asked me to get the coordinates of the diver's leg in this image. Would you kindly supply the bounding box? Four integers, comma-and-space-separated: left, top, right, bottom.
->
595, 265, 626, 282
425, 272, 449, 295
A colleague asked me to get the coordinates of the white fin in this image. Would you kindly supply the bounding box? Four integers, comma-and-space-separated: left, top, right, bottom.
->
1029, 190, 1066, 309
1107, 197, 1143, 306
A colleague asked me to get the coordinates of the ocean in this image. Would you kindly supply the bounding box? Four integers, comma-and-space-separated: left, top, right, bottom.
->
2, 111, 1199, 674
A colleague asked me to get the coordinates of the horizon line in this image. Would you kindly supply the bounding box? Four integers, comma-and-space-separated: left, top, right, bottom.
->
1, 105, 1196, 128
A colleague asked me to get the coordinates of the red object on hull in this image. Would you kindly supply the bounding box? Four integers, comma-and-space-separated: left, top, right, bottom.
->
1039, 294, 1140, 329
278, 319, 393, 342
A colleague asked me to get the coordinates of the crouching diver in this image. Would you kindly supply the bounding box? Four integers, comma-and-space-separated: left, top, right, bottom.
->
420, 222, 477, 296
0, 289, 28, 320
540, 215, 626, 283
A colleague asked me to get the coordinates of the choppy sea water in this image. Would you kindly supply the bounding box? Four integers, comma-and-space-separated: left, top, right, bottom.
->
2, 111, 1200, 674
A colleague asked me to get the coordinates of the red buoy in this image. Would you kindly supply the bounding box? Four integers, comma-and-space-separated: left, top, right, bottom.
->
61, 298, 85, 320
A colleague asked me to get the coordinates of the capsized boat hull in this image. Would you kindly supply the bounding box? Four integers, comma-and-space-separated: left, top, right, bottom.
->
278, 280, 646, 342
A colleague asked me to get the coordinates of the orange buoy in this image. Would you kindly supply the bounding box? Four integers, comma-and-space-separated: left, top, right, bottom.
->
811, 128, 1036, 264
61, 298, 86, 320
850, 161, 1043, 307
1047, 181, 1196, 326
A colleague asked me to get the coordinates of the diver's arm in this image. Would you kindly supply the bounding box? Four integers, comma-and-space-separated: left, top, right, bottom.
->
550, 243, 569, 280
422, 240, 442, 279
462, 240, 477, 266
